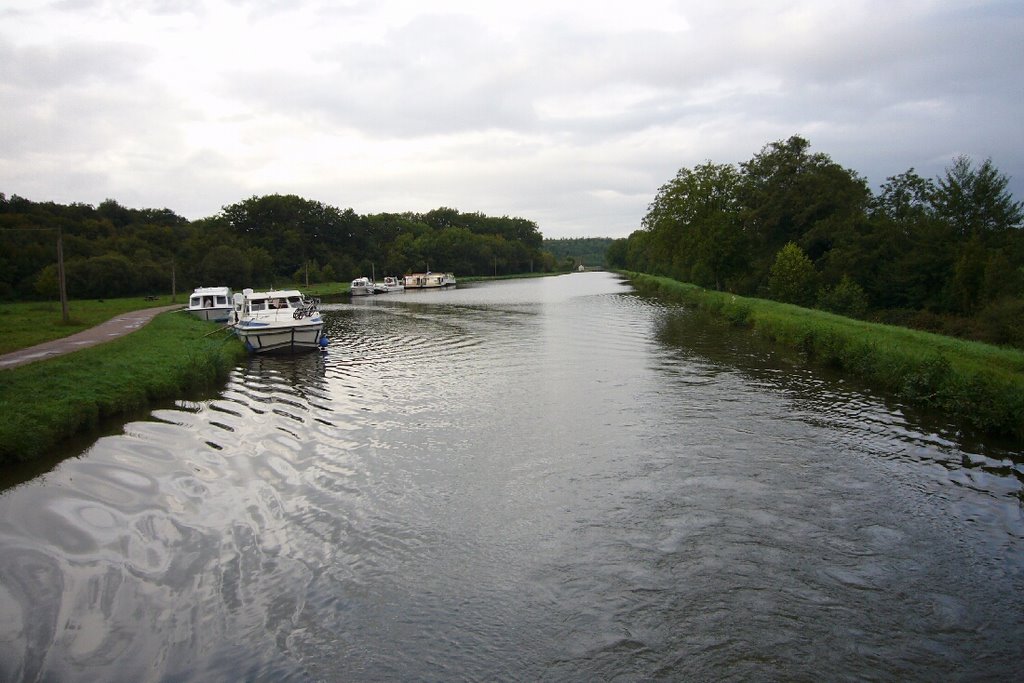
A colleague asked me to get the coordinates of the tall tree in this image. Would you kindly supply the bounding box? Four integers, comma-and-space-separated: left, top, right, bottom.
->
641, 161, 743, 287
933, 156, 1024, 237
738, 135, 870, 273
873, 168, 937, 229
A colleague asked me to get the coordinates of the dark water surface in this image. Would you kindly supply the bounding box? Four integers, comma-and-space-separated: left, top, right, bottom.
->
1, 272, 1022, 681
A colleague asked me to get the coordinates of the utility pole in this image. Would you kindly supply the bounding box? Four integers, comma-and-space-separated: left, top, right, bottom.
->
57, 227, 68, 323
171, 257, 177, 303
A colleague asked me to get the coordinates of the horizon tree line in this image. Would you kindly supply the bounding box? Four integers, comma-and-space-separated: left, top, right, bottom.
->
0, 195, 558, 301
607, 135, 1024, 348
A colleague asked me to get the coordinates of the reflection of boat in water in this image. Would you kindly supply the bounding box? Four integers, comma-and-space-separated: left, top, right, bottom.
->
374, 276, 405, 293
350, 277, 374, 296
187, 286, 233, 322
231, 288, 327, 354
403, 272, 456, 289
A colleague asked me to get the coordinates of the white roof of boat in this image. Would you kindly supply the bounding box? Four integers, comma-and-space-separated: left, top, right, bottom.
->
240, 289, 303, 298
191, 286, 231, 295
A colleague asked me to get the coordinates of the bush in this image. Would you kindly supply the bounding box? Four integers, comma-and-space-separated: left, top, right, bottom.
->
975, 298, 1024, 347
818, 275, 869, 318
768, 243, 819, 307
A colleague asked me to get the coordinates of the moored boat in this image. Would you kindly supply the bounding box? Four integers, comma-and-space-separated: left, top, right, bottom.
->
187, 286, 233, 322
374, 276, 405, 294
403, 272, 456, 289
230, 288, 327, 353
350, 277, 374, 296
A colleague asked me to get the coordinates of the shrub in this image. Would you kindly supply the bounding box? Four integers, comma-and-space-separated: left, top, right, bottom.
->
768, 243, 818, 307
818, 275, 869, 318
975, 298, 1024, 347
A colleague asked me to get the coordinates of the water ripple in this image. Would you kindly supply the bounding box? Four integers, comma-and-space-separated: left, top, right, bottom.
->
1, 273, 1022, 682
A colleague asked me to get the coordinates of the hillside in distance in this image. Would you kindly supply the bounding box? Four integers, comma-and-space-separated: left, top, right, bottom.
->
543, 237, 615, 269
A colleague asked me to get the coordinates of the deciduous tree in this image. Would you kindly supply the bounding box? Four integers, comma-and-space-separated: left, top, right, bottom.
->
768, 242, 818, 307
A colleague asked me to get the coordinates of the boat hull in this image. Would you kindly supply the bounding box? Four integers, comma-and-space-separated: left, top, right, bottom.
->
234, 319, 326, 353
187, 306, 233, 323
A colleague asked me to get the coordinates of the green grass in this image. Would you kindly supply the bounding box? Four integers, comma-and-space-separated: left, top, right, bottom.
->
260, 281, 349, 297
0, 295, 180, 354
459, 272, 562, 282
626, 272, 1024, 440
0, 312, 247, 463
0, 275, 558, 353
0, 286, 346, 353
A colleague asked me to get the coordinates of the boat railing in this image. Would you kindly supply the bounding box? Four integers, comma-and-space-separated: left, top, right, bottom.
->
293, 297, 320, 320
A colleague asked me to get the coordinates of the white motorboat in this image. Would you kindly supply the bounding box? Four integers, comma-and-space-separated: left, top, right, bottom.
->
187, 286, 233, 322
230, 288, 327, 353
350, 277, 374, 296
374, 276, 405, 293
403, 272, 456, 289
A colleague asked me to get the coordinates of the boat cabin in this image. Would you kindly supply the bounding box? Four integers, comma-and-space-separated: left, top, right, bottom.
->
233, 289, 306, 318
189, 286, 232, 310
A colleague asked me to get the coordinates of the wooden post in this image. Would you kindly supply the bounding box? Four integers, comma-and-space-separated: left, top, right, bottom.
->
57, 227, 68, 323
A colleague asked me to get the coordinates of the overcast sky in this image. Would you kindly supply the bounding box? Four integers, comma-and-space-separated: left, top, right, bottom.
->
1, 0, 1021, 238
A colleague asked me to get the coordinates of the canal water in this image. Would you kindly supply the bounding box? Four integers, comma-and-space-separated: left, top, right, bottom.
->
1, 272, 1022, 681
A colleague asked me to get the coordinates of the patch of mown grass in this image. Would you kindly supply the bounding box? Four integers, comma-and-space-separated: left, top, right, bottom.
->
0, 296, 179, 353
460, 272, 560, 283
626, 272, 1024, 440
0, 312, 247, 463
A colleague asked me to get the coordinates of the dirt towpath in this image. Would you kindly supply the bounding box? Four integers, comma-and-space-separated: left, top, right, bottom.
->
0, 305, 183, 371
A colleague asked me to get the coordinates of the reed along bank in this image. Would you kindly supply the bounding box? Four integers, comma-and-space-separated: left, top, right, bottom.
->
626, 272, 1024, 442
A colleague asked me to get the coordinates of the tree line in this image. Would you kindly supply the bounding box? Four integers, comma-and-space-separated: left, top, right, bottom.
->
543, 237, 615, 270
607, 135, 1024, 348
0, 194, 559, 300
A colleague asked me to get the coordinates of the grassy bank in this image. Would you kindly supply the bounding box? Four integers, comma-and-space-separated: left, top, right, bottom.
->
0, 312, 247, 463
0, 295, 180, 354
626, 272, 1024, 440
0, 274, 558, 349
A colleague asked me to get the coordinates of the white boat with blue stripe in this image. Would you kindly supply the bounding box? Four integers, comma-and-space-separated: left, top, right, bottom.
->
230, 288, 327, 354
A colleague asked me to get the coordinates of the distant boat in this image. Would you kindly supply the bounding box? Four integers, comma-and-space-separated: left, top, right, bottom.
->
374, 276, 405, 294
350, 277, 374, 296
403, 272, 456, 289
230, 288, 327, 354
187, 286, 233, 322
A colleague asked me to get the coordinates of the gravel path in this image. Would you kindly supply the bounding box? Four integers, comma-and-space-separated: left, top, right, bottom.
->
0, 305, 183, 370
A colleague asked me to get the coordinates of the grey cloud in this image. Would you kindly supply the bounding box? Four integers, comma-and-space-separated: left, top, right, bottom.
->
1, 0, 1022, 236
224, 13, 544, 137
0, 38, 150, 88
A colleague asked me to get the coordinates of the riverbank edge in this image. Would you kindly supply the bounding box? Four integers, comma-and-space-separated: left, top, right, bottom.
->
0, 313, 247, 464
624, 272, 1024, 440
